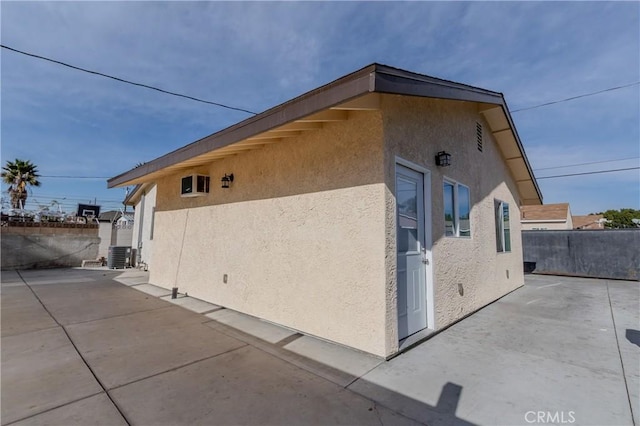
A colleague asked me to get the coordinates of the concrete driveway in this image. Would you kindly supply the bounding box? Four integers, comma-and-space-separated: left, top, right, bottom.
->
1, 269, 637, 426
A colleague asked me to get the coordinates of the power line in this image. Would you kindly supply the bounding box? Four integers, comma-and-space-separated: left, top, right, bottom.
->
1, 44, 258, 115
7, 44, 637, 118
30, 198, 125, 204
534, 156, 640, 171
27, 194, 126, 202
537, 167, 640, 180
512, 82, 640, 113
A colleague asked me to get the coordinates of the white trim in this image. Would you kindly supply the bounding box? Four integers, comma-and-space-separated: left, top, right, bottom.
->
496, 199, 511, 253
442, 175, 471, 239
521, 219, 566, 223
394, 156, 435, 331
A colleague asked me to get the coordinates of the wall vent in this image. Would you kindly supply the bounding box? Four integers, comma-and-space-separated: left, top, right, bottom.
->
476, 122, 483, 152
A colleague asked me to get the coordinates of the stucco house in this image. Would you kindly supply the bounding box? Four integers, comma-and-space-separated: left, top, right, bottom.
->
572, 214, 605, 230
108, 64, 542, 358
124, 183, 157, 269
520, 203, 572, 230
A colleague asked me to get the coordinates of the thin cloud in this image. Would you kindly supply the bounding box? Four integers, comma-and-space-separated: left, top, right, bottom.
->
1, 1, 638, 214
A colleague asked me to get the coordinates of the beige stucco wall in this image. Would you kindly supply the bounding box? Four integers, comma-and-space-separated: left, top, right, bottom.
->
98, 222, 115, 258
146, 95, 529, 358
381, 95, 525, 355
150, 111, 390, 356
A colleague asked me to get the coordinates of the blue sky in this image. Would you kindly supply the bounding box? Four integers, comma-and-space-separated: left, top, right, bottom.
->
2, 1, 639, 215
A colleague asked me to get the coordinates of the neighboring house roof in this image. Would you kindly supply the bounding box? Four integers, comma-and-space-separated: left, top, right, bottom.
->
573, 214, 605, 229
521, 203, 570, 222
98, 210, 134, 223
108, 63, 542, 205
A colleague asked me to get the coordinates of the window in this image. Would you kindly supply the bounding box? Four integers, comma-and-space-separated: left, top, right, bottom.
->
181, 174, 210, 197
495, 200, 511, 252
196, 175, 210, 193
443, 180, 471, 237
397, 177, 419, 253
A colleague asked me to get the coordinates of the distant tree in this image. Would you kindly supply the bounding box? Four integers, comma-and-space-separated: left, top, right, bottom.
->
594, 208, 640, 229
1, 159, 41, 209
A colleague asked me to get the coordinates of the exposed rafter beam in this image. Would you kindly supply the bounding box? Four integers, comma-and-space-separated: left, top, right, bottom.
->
492, 128, 513, 137
297, 110, 349, 122
247, 131, 301, 140
477, 104, 502, 113
279, 122, 323, 132
331, 93, 380, 110
236, 140, 281, 147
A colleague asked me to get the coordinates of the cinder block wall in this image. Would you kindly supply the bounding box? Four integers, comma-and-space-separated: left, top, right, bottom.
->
1, 225, 99, 269
522, 230, 640, 280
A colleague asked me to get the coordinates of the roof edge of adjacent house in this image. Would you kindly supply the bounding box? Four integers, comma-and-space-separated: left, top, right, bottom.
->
123, 183, 143, 206
107, 63, 542, 204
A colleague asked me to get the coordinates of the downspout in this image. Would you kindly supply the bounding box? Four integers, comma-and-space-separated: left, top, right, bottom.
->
172, 209, 190, 299
136, 191, 146, 266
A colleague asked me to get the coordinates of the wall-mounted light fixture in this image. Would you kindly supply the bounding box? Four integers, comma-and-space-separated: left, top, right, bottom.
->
221, 173, 234, 189
435, 151, 452, 167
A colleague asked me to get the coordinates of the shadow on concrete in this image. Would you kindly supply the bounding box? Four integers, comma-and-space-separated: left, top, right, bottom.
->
3, 269, 474, 426
626, 329, 640, 347
350, 379, 476, 426
203, 314, 476, 424
432, 382, 476, 426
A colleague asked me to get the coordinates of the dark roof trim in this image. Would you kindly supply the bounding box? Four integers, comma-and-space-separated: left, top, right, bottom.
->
373, 67, 503, 104
108, 63, 512, 189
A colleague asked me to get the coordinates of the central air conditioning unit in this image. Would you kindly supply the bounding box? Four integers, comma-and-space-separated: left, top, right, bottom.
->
181, 174, 210, 197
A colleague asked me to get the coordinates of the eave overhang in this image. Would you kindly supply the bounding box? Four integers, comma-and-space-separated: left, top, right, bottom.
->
108, 63, 542, 205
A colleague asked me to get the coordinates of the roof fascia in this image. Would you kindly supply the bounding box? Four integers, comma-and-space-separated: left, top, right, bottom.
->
108, 65, 376, 188
108, 63, 542, 205
499, 98, 543, 204
372, 65, 504, 104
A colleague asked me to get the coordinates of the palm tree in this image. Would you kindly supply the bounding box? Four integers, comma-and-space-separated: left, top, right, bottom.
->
1, 159, 41, 209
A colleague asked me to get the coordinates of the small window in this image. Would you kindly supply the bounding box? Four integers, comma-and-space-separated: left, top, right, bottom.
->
197, 175, 210, 193
443, 180, 471, 237
495, 200, 511, 252
181, 176, 193, 195
181, 174, 210, 197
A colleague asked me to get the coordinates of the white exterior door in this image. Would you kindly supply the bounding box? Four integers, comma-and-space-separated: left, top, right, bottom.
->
396, 164, 428, 339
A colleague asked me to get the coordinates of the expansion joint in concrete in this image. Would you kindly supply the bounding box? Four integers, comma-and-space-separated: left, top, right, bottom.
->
107, 344, 249, 392
15, 271, 133, 426
606, 280, 636, 426
2, 391, 105, 426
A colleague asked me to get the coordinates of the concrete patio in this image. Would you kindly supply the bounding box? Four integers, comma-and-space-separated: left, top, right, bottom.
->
1, 268, 637, 425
